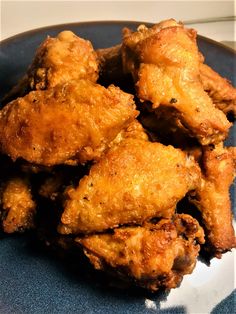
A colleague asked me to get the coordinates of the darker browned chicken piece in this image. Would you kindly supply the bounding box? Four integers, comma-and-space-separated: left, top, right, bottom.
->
0, 177, 36, 233
190, 144, 236, 257
58, 138, 200, 235
1, 31, 99, 104
200, 63, 236, 117
0, 80, 137, 166
97, 44, 124, 85
122, 20, 231, 145
76, 214, 205, 291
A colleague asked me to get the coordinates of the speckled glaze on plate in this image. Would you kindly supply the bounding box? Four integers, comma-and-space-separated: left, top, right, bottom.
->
0, 21, 235, 314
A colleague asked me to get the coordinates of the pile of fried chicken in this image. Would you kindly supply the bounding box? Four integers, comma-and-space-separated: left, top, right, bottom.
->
0, 19, 235, 292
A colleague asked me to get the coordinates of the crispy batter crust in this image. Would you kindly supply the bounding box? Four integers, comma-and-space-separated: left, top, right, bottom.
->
190, 144, 236, 257
59, 139, 200, 234
0, 177, 36, 233
0, 80, 137, 166
122, 20, 231, 145
77, 214, 204, 291
200, 64, 236, 117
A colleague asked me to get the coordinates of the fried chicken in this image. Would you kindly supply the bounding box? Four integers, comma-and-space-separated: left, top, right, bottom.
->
1, 31, 98, 104
0, 80, 137, 166
200, 63, 236, 117
190, 144, 236, 257
0, 177, 36, 233
97, 44, 236, 119
58, 138, 200, 235
76, 214, 204, 291
122, 19, 231, 145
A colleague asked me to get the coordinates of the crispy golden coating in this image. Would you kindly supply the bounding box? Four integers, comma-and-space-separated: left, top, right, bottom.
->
122, 20, 231, 145
200, 64, 236, 117
27, 31, 98, 89
76, 214, 204, 291
38, 121, 147, 201
190, 144, 236, 257
0, 80, 137, 166
0, 177, 36, 233
58, 138, 200, 235
97, 44, 236, 120
109, 119, 148, 147
2, 31, 99, 104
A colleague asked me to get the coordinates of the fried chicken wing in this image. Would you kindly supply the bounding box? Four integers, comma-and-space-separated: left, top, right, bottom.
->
0, 177, 36, 233
58, 138, 200, 234
200, 63, 236, 117
190, 144, 236, 257
1, 31, 98, 104
97, 44, 236, 119
122, 20, 231, 145
0, 80, 137, 166
76, 214, 204, 291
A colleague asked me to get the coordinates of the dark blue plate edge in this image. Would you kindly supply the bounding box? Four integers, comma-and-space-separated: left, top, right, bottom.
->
1, 20, 235, 55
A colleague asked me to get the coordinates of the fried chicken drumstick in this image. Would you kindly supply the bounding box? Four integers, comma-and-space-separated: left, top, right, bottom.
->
190, 144, 236, 257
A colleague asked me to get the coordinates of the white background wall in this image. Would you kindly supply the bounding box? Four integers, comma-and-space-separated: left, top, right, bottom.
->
0, 0, 235, 41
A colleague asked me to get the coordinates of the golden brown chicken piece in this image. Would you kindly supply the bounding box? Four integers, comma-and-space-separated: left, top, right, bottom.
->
190, 144, 236, 257
0, 177, 36, 233
122, 20, 231, 145
27, 31, 98, 89
37, 120, 147, 201
200, 63, 236, 117
1, 31, 99, 104
58, 138, 200, 235
97, 44, 236, 118
0, 80, 137, 166
76, 214, 205, 291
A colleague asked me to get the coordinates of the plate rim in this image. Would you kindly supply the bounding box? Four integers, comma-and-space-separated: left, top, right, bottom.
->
0, 20, 235, 55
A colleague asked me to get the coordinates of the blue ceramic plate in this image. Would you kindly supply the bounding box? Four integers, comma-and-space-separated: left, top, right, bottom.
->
0, 21, 235, 314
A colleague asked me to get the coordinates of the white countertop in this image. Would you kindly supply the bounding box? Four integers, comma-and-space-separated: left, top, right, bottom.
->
0, 0, 235, 48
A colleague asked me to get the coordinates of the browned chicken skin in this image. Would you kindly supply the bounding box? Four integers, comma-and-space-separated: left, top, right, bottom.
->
96, 44, 236, 119
200, 63, 236, 117
121, 20, 231, 145
77, 214, 205, 291
190, 144, 236, 257
58, 138, 200, 235
27, 30, 98, 89
0, 177, 36, 233
0, 80, 137, 166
